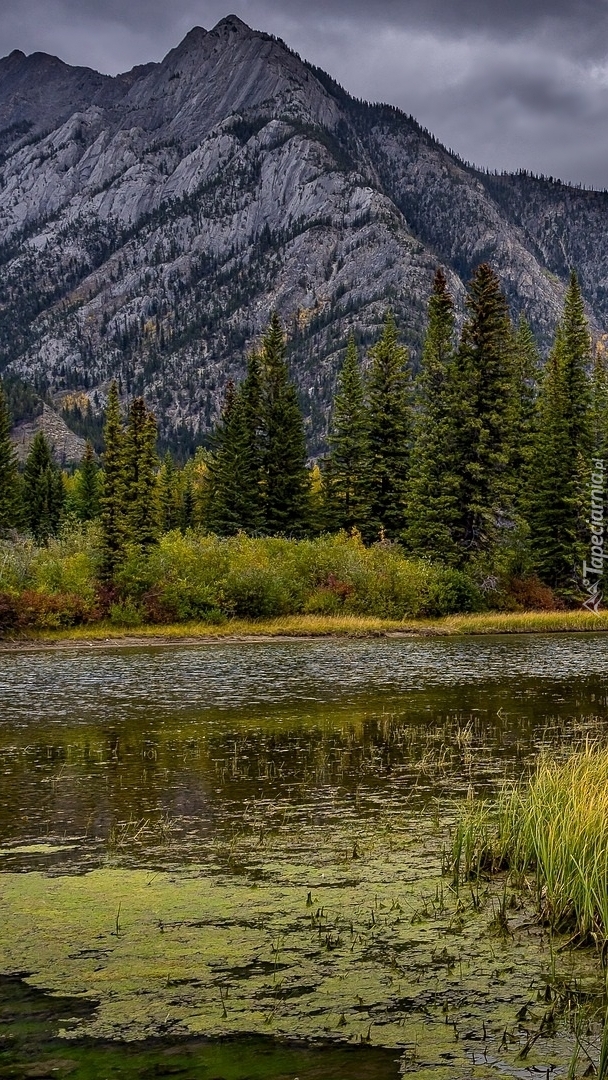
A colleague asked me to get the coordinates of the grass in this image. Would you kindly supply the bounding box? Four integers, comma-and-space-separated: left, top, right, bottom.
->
453, 744, 608, 949
5, 608, 608, 646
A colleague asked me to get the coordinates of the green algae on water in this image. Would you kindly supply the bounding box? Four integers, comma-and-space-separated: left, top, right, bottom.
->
0, 815, 602, 1077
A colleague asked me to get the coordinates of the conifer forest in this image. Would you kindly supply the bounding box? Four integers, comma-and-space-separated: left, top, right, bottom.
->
0, 262, 600, 629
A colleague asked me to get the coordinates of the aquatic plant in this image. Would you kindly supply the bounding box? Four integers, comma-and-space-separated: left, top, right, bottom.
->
453, 744, 608, 948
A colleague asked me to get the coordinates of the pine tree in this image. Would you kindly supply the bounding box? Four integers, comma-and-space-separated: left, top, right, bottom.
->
99, 381, 126, 581
22, 431, 65, 542
261, 312, 310, 536
207, 379, 265, 535
404, 269, 462, 563
528, 273, 592, 590
511, 315, 540, 510
528, 330, 577, 587
323, 336, 370, 532
158, 451, 181, 533
181, 477, 195, 532
591, 338, 608, 459
74, 441, 99, 522
123, 398, 160, 549
242, 350, 264, 481
451, 263, 515, 557
365, 311, 411, 540
562, 271, 593, 453
0, 381, 20, 534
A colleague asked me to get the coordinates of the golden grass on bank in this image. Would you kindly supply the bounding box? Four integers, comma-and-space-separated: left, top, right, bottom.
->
455, 745, 608, 947
8, 608, 608, 647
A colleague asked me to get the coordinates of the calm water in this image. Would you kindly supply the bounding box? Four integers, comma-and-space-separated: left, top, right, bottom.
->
2, 634, 608, 1078
1, 635, 607, 852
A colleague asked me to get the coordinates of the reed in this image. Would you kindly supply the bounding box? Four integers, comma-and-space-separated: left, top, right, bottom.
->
454, 745, 608, 948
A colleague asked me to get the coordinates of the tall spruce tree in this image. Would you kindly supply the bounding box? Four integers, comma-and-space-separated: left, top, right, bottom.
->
123, 398, 160, 549
451, 263, 515, 557
207, 379, 265, 535
365, 311, 411, 540
261, 313, 310, 536
511, 315, 540, 512
242, 350, 265, 487
528, 272, 592, 590
22, 431, 65, 541
562, 271, 593, 452
74, 441, 99, 522
0, 382, 20, 534
404, 269, 462, 563
158, 451, 181, 533
323, 336, 370, 532
99, 381, 126, 581
591, 339, 608, 459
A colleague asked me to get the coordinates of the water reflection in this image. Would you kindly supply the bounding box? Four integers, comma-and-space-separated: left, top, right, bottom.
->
1, 636, 607, 858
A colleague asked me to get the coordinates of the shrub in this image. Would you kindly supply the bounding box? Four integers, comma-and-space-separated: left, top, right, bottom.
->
223, 564, 293, 617
347, 546, 433, 618
425, 569, 485, 617
0, 592, 18, 633
109, 600, 143, 628
14, 589, 93, 629
507, 576, 563, 612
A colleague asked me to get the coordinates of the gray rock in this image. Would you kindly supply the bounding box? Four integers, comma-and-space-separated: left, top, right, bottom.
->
12, 404, 86, 465
0, 16, 605, 453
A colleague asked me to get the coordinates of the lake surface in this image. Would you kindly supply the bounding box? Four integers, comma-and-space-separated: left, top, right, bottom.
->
1, 635, 608, 1078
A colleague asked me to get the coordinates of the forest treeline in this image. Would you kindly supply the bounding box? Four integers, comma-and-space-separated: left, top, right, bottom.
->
0, 262, 603, 628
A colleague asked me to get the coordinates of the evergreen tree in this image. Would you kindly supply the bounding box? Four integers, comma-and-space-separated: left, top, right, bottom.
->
451, 263, 515, 557
181, 476, 195, 532
261, 313, 310, 535
404, 269, 462, 563
562, 270, 593, 453
323, 336, 370, 532
365, 311, 411, 540
528, 273, 592, 590
158, 451, 181, 533
511, 315, 540, 511
591, 339, 608, 459
0, 382, 21, 534
241, 350, 265, 485
74, 441, 99, 522
22, 431, 65, 542
207, 379, 265, 535
123, 398, 160, 549
99, 381, 126, 581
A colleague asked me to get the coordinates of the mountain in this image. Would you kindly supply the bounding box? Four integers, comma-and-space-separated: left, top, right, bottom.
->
1, 14, 607, 454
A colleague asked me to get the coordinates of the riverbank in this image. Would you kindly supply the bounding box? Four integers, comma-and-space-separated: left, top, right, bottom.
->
2, 609, 608, 648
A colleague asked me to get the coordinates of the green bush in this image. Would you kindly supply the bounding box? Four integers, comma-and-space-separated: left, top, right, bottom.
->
0, 528, 500, 633
347, 545, 433, 618
109, 600, 143, 628
425, 568, 485, 617
223, 564, 293, 617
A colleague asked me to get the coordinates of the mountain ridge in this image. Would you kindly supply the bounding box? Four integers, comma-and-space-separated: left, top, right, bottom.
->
0, 17, 606, 453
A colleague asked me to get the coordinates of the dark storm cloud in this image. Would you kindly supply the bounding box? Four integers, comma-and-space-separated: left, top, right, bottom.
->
3, 0, 608, 187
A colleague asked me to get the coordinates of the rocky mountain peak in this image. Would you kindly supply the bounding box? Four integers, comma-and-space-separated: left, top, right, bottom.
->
0, 19, 607, 457
212, 15, 255, 35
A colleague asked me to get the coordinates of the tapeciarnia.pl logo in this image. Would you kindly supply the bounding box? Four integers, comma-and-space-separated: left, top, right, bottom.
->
582, 457, 605, 613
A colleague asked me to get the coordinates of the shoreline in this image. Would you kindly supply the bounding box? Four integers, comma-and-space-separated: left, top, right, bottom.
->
2, 609, 608, 650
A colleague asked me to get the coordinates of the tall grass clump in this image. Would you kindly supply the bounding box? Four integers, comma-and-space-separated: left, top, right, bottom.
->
454, 745, 608, 949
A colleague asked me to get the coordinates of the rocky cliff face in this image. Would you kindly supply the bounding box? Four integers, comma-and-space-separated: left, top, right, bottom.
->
0, 15, 607, 453
12, 403, 86, 464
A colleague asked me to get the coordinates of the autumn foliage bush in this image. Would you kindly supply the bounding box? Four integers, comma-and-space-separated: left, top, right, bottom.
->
0, 526, 566, 635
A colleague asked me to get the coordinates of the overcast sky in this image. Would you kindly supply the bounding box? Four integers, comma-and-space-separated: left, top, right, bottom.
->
3, 0, 608, 188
